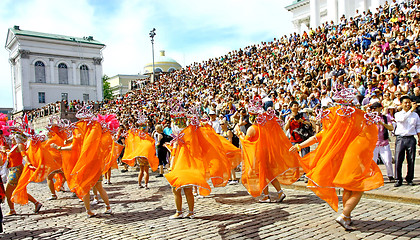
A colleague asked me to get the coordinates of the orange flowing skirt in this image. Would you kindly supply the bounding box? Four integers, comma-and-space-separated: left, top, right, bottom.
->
102, 131, 124, 174
61, 121, 111, 198
12, 137, 62, 205
165, 125, 241, 196
300, 106, 384, 211
121, 129, 158, 171
239, 117, 301, 197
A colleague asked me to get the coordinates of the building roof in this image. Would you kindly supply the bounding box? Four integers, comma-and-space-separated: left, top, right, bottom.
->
285, 0, 309, 10
7, 26, 105, 46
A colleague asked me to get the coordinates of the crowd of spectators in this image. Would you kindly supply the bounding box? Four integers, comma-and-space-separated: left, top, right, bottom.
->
27, 100, 98, 122
27, 0, 420, 136
93, 0, 420, 134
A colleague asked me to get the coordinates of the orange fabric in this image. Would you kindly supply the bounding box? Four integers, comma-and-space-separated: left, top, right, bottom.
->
102, 131, 124, 175
200, 124, 242, 186
12, 139, 59, 205
165, 125, 240, 196
8, 146, 23, 168
53, 173, 65, 192
239, 116, 301, 197
300, 106, 384, 211
61, 121, 109, 198
46, 126, 69, 192
121, 129, 158, 171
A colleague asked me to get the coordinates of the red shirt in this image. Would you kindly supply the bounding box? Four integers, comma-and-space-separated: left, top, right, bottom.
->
289, 116, 306, 143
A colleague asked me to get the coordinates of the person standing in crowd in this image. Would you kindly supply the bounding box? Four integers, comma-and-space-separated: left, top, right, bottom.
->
220, 120, 240, 185
285, 101, 311, 156
370, 102, 395, 182
153, 124, 170, 178
208, 110, 222, 134
393, 95, 420, 187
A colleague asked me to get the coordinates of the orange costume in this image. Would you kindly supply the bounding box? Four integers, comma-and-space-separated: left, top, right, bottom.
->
165, 122, 241, 196
11, 124, 70, 205
239, 112, 301, 197
102, 130, 124, 175
61, 119, 122, 198
300, 106, 384, 211
121, 129, 159, 171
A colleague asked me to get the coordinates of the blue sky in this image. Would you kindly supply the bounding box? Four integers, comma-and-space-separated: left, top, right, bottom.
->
0, 0, 293, 108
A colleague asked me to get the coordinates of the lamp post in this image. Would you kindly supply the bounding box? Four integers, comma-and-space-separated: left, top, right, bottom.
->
149, 28, 156, 83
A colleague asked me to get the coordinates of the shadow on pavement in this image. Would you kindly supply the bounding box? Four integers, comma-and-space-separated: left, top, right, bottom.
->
197, 208, 290, 240
109, 194, 163, 208
354, 219, 420, 238
0, 227, 71, 240
103, 206, 173, 224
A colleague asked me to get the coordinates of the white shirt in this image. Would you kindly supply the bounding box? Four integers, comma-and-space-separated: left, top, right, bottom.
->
210, 119, 222, 134
394, 110, 420, 136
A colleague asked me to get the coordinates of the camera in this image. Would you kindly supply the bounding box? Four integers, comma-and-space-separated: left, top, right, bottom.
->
294, 112, 303, 120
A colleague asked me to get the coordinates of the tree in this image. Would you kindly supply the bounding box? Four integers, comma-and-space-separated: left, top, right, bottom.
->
102, 74, 112, 100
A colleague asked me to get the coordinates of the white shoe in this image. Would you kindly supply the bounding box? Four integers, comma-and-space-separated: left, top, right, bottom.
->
169, 211, 183, 219
91, 199, 99, 205
335, 214, 353, 231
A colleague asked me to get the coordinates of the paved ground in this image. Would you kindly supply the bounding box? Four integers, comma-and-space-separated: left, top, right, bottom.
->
1, 167, 420, 240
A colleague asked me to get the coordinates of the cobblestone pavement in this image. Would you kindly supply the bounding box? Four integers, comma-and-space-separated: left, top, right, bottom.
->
1, 169, 420, 240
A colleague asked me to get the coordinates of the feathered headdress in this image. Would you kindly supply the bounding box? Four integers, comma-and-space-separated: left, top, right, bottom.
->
96, 114, 120, 134
168, 98, 187, 119
75, 105, 95, 120
46, 115, 74, 138
247, 99, 264, 115
0, 113, 10, 136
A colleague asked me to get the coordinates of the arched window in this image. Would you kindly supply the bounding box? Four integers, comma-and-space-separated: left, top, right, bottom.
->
35, 61, 46, 83
58, 63, 68, 84
154, 67, 163, 73
80, 65, 89, 85
168, 67, 176, 73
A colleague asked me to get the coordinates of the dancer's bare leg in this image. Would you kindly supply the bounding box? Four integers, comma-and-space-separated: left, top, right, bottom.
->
94, 181, 111, 212
143, 166, 150, 189
342, 190, 363, 218
5, 183, 17, 215
170, 187, 183, 218
184, 187, 195, 217
82, 193, 94, 216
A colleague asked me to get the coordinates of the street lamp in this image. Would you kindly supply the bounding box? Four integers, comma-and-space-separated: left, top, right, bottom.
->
149, 28, 156, 83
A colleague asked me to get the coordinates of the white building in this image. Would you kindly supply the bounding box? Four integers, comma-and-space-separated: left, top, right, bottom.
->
285, 0, 387, 34
5, 26, 105, 112
107, 74, 148, 97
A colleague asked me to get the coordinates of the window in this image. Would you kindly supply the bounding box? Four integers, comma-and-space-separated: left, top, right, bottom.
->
83, 94, 89, 102
35, 61, 46, 83
61, 93, 68, 101
58, 63, 68, 84
80, 65, 89, 85
168, 67, 176, 73
154, 67, 163, 73
38, 92, 45, 103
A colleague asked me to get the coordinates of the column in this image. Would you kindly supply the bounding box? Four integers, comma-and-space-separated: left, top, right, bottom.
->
72, 60, 77, 85
310, 0, 320, 29
293, 20, 301, 34
359, 0, 367, 13
327, 0, 338, 24
49, 58, 55, 84
370, 0, 380, 13
93, 58, 103, 101
337, 0, 346, 19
